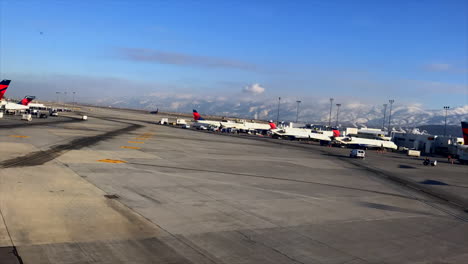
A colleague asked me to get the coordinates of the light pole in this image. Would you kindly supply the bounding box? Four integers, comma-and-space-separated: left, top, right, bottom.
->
388, 99, 394, 131
382, 104, 388, 130
295, 100, 301, 123
276, 97, 281, 125
444, 106, 450, 136
72, 92, 76, 105
56, 92, 61, 104
328, 98, 334, 127
335, 103, 341, 127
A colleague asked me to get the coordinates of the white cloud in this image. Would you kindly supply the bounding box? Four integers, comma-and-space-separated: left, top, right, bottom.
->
405, 80, 467, 94
170, 102, 184, 109
174, 94, 194, 99
259, 109, 270, 118
117, 48, 260, 72
242, 83, 265, 95
423, 63, 467, 74
346, 103, 367, 109
248, 106, 258, 113
424, 63, 451, 72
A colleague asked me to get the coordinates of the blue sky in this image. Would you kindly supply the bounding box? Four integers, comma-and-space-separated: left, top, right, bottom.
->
0, 0, 466, 108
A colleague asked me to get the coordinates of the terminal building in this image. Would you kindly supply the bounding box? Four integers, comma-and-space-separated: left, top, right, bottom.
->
392, 131, 464, 155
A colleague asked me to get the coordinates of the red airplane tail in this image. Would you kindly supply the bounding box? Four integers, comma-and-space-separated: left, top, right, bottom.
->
0, 79, 11, 100
462, 122, 468, 145
193, 109, 204, 120
268, 120, 277, 129
18, 95, 36, 106
332, 129, 341, 137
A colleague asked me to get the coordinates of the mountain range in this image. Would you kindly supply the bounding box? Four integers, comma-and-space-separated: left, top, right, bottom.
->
90, 94, 467, 129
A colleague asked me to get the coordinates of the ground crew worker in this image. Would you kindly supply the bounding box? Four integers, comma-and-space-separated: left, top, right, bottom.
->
448, 155, 453, 164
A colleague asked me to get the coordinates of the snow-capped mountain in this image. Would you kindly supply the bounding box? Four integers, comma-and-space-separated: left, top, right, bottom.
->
89, 94, 467, 127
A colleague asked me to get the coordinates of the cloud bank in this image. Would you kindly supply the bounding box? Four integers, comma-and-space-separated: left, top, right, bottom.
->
424, 63, 451, 72
423, 63, 467, 74
117, 48, 260, 72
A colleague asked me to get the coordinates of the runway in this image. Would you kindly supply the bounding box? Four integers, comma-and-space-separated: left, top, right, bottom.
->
1, 107, 467, 263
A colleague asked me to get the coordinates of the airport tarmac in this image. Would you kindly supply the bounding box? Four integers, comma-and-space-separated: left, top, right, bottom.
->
0, 107, 467, 264
223, 133, 468, 209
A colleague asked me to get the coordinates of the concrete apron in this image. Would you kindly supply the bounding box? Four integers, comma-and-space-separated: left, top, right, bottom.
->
0, 160, 171, 263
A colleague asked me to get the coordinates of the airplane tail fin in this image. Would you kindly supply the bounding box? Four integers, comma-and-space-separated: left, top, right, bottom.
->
193, 109, 204, 120
268, 120, 277, 129
18, 95, 36, 106
332, 129, 340, 137
0, 79, 11, 100
462, 122, 468, 145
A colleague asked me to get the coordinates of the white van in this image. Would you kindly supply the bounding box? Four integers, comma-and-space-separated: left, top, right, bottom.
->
350, 149, 365, 158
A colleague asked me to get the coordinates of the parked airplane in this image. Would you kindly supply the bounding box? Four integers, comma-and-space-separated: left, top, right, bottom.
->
192, 109, 245, 130
1, 96, 36, 111
192, 109, 224, 129
192, 109, 272, 131
271, 127, 333, 141
335, 136, 398, 150
219, 120, 271, 131
334, 128, 397, 150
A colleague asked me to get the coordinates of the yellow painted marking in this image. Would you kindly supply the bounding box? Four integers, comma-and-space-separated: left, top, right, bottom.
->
121, 146, 141, 150
97, 159, 127, 164
128, 141, 144, 144
9, 135, 29, 138
133, 133, 154, 140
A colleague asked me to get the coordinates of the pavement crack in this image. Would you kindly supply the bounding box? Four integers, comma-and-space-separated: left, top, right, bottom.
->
0, 200, 24, 264
235, 230, 308, 264
11, 247, 24, 264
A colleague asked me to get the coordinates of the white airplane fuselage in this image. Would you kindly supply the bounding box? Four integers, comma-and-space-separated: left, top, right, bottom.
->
0, 101, 29, 111
193, 120, 271, 131
272, 127, 332, 141
192, 120, 224, 128
335, 136, 398, 150
242, 122, 271, 131
28, 103, 46, 109
220, 121, 270, 131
